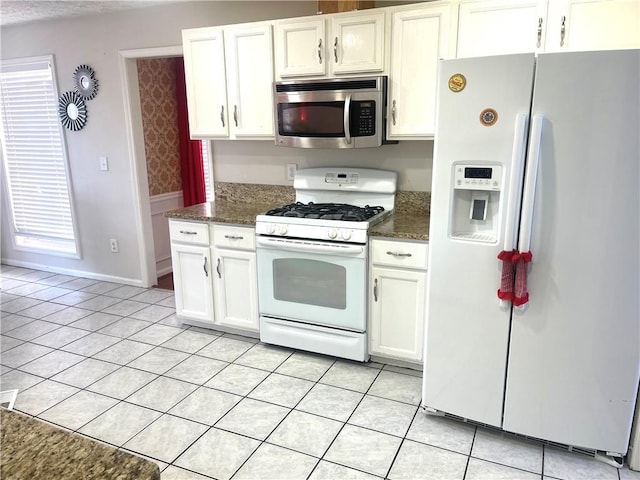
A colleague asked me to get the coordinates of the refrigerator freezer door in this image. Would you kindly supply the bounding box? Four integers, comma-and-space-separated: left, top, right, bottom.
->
423, 54, 536, 427
503, 49, 640, 454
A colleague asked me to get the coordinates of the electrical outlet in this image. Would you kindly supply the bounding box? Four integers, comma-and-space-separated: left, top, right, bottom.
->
99, 156, 109, 171
109, 239, 119, 253
287, 163, 297, 181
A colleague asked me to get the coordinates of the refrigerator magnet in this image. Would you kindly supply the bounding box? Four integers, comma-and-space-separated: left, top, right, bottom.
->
480, 108, 498, 126
448, 73, 466, 92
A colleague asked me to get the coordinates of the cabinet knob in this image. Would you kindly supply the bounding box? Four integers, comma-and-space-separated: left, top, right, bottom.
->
386, 251, 412, 257
203, 256, 208, 277
391, 100, 397, 126
216, 258, 221, 278
233, 105, 238, 127
537, 17, 543, 48
334, 36, 338, 63
224, 234, 244, 240
560, 15, 566, 46
318, 38, 323, 64
220, 105, 225, 127
373, 278, 378, 302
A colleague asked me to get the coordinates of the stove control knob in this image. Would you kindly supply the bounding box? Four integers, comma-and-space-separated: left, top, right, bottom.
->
340, 230, 352, 241
277, 225, 288, 235
328, 229, 338, 239
267, 224, 276, 234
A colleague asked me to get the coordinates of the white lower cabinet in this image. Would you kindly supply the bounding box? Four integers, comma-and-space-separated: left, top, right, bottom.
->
169, 220, 258, 334
212, 225, 259, 332
369, 238, 428, 363
170, 221, 215, 324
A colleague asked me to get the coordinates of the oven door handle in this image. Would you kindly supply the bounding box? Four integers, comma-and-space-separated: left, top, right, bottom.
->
256, 237, 364, 256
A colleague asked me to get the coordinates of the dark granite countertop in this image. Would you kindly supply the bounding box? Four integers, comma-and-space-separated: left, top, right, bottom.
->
0, 409, 160, 480
164, 183, 430, 241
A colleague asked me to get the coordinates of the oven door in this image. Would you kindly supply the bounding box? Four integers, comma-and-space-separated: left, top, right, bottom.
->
256, 236, 367, 331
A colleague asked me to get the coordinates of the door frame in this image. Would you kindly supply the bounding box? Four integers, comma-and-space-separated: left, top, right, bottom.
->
118, 45, 182, 287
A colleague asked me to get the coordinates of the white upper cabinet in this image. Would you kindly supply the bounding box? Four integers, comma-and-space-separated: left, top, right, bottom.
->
274, 11, 385, 79
457, 0, 548, 58
545, 0, 640, 52
388, 2, 457, 139
182, 22, 275, 139
456, 0, 639, 58
330, 11, 386, 74
224, 24, 275, 138
274, 18, 327, 77
182, 27, 228, 137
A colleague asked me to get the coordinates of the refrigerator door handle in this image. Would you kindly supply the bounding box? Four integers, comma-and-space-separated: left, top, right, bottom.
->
514, 114, 545, 309
498, 114, 529, 307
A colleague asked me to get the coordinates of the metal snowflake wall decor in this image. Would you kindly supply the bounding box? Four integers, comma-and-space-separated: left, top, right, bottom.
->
58, 91, 87, 131
73, 64, 99, 100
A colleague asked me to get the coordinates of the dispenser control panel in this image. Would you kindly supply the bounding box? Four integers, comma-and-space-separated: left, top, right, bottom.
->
454, 164, 502, 191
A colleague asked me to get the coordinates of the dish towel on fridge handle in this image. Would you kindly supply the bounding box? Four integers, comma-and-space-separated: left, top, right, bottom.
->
513, 251, 533, 307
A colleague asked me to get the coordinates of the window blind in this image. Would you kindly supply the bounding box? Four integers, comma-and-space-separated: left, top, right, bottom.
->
0, 56, 79, 255
201, 140, 213, 202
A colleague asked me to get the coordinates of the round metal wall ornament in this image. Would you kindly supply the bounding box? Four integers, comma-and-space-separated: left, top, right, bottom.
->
73, 64, 99, 100
58, 91, 87, 131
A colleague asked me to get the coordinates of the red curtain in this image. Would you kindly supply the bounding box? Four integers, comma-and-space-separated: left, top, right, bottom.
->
175, 58, 205, 207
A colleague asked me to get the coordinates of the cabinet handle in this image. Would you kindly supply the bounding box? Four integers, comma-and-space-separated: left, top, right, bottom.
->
373, 278, 378, 302
536, 17, 543, 48
334, 37, 338, 63
391, 100, 397, 126
224, 234, 244, 240
318, 38, 323, 64
233, 105, 238, 127
203, 256, 208, 277
179, 230, 197, 235
216, 258, 221, 278
220, 105, 225, 127
560, 15, 566, 46
386, 251, 412, 258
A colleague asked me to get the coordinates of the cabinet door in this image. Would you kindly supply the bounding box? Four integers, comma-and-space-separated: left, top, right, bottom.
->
212, 248, 259, 332
274, 18, 326, 78
171, 244, 215, 323
545, 0, 640, 52
224, 24, 275, 138
457, 0, 548, 58
388, 3, 456, 139
330, 11, 385, 74
182, 27, 229, 137
369, 265, 426, 362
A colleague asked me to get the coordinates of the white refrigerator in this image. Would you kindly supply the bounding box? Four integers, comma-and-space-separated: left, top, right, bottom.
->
422, 49, 639, 457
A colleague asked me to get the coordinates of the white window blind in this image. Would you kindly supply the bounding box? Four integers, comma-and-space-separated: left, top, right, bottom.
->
0, 56, 79, 256
201, 140, 213, 202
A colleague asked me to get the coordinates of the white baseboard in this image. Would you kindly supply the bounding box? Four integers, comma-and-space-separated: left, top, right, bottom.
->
150, 191, 182, 278
0, 258, 144, 287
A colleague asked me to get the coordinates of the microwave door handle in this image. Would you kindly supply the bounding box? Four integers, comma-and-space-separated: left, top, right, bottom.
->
344, 93, 352, 145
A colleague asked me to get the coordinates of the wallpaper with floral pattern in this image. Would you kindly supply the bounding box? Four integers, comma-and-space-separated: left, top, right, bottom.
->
137, 57, 182, 196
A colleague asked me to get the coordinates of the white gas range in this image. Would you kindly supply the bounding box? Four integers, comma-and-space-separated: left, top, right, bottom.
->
255, 167, 398, 362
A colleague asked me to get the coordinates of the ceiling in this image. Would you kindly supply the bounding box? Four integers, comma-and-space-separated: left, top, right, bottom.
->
0, 1, 182, 27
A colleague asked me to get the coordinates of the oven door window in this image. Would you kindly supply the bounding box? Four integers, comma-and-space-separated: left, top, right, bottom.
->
278, 102, 344, 137
273, 258, 346, 309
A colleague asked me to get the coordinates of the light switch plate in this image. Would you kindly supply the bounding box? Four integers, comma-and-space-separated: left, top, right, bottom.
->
99, 156, 109, 171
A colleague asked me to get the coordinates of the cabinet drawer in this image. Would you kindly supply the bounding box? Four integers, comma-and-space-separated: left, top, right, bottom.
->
371, 239, 428, 269
213, 225, 255, 250
169, 220, 210, 245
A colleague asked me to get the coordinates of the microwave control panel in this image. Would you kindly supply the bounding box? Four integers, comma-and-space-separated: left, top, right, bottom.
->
351, 101, 376, 137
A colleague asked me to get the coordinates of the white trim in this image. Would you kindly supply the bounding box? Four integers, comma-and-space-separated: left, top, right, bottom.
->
118, 45, 183, 288
0, 258, 144, 287
150, 190, 183, 215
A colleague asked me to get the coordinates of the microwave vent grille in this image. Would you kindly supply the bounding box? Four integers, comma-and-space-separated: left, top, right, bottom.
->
276, 79, 380, 93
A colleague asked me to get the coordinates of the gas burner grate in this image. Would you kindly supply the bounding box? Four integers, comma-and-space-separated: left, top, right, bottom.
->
265, 202, 385, 222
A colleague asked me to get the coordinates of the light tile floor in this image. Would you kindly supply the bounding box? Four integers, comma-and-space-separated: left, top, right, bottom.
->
1, 264, 638, 480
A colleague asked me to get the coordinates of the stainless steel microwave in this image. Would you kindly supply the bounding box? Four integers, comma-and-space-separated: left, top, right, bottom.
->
273, 76, 394, 149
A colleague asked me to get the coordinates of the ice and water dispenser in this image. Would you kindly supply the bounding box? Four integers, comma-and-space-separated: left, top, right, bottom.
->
450, 163, 502, 243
